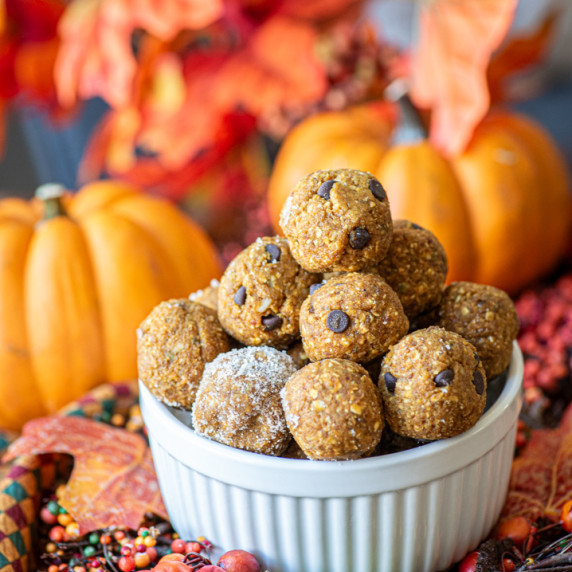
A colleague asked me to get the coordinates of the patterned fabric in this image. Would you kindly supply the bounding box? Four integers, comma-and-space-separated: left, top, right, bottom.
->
0, 381, 139, 572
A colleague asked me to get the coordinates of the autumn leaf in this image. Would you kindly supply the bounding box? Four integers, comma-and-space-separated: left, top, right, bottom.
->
132, 0, 223, 41
55, 0, 136, 108
215, 15, 328, 117
410, 0, 517, 157
488, 11, 559, 104
500, 403, 572, 524
3, 415, 167, 533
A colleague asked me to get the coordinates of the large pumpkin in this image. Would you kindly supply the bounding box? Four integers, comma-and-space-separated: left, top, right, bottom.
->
0, 180, 221, 429
267, 99, 571, 294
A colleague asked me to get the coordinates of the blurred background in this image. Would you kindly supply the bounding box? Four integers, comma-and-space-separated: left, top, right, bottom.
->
1, 0, 572, 265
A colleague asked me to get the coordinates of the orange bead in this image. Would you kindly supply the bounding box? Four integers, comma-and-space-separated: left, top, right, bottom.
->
134, 552, 151, 569
143, 536, 156, 547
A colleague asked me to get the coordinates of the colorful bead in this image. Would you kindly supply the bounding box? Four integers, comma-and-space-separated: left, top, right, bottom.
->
143, 536, 156, 547
170, 539, 186, 554
41, 507, 59, 525
65, 522, 80, 539
49, 526, 66, 543
45, 542, 57, 553
47, 500, 60, 516
58, 513, 74, 527
186, 541, 202, 554
83, 545, 96, 557
145, 547, 157, 562
118, 556, 136, 572
134, 552, 151, 569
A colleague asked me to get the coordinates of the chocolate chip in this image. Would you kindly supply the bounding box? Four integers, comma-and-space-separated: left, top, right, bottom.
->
317, 180, 335, 199
473, 370, 485, 395
309, 282, 323, 295
369, 178, 387, 201
474, 352, 480, 365
410, 222, 423, 230
265, 243, 281, 262
326, 310, 349, 333
233, 286, 246, 306
384, 372, 397, 393
434, 368, 454, 387
349, 227, 371, 249
262, 315, 283, 331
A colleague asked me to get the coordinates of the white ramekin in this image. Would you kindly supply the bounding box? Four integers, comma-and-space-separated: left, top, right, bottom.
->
140, 341, 523, 572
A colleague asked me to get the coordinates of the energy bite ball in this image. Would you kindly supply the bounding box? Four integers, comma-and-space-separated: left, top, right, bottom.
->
375, 220, 448, 319
279, 169, 393, 273
438, 282, 519, 379
189, 279, 219, 312
379, 326, 487, 440
137, 299, 230, 409
192, 347, 297, 456
300, 272, 409, 363
218, 236, 319, 348
281, 359, 384, 460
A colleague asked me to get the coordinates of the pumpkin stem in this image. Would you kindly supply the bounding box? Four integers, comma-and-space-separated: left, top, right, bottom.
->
385, 80, 427, 145
36, 183, 68, 220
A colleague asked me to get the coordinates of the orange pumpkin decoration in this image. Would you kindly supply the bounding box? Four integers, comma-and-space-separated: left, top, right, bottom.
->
0, 180, 221, 429
267, 98, 571, 294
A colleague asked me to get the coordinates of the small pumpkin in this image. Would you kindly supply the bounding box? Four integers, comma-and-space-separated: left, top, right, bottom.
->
267, 97, 571, 294
0, 180, 221, 429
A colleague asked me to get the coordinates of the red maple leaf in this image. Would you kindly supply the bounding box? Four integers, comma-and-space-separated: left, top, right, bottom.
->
3, 415, 167, 533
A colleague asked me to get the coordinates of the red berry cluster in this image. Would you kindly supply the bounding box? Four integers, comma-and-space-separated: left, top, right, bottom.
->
515, 272, 572, 425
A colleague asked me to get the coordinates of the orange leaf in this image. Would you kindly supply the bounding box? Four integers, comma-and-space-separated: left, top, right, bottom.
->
132, 0, 223, 41
500, 404, 572, 524
410, 0, 517, 157
4, 416, 167, 533
215, 16, 328, 117
55, 0, 137, 108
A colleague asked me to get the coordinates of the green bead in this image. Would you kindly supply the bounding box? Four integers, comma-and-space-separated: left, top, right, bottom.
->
84, 545, 96, 557
141, 530, 149, 538
59, 506, 68, 514
47, 500, 60, 516
89, 532, 100, 545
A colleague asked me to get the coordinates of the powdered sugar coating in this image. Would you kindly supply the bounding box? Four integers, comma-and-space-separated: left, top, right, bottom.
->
192, 346, 297, 455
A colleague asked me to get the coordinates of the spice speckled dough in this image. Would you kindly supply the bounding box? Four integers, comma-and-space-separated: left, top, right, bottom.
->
281, 358, 384, 460
300, 272, 409, 363
379, 326, 487, 440
218, 236, 319, 348
438, 281, 519, 379
137, 299, 230, 410
375, 220, 448, 319
279, 169, 393, 273
192, 347, 297, 456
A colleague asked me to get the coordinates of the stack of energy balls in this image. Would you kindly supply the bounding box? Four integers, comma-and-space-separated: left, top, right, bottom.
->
137, 169, 519, 461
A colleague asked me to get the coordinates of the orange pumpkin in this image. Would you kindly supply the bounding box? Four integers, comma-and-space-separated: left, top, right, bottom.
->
267, 99, 571, 294
0, 180, 221, 429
